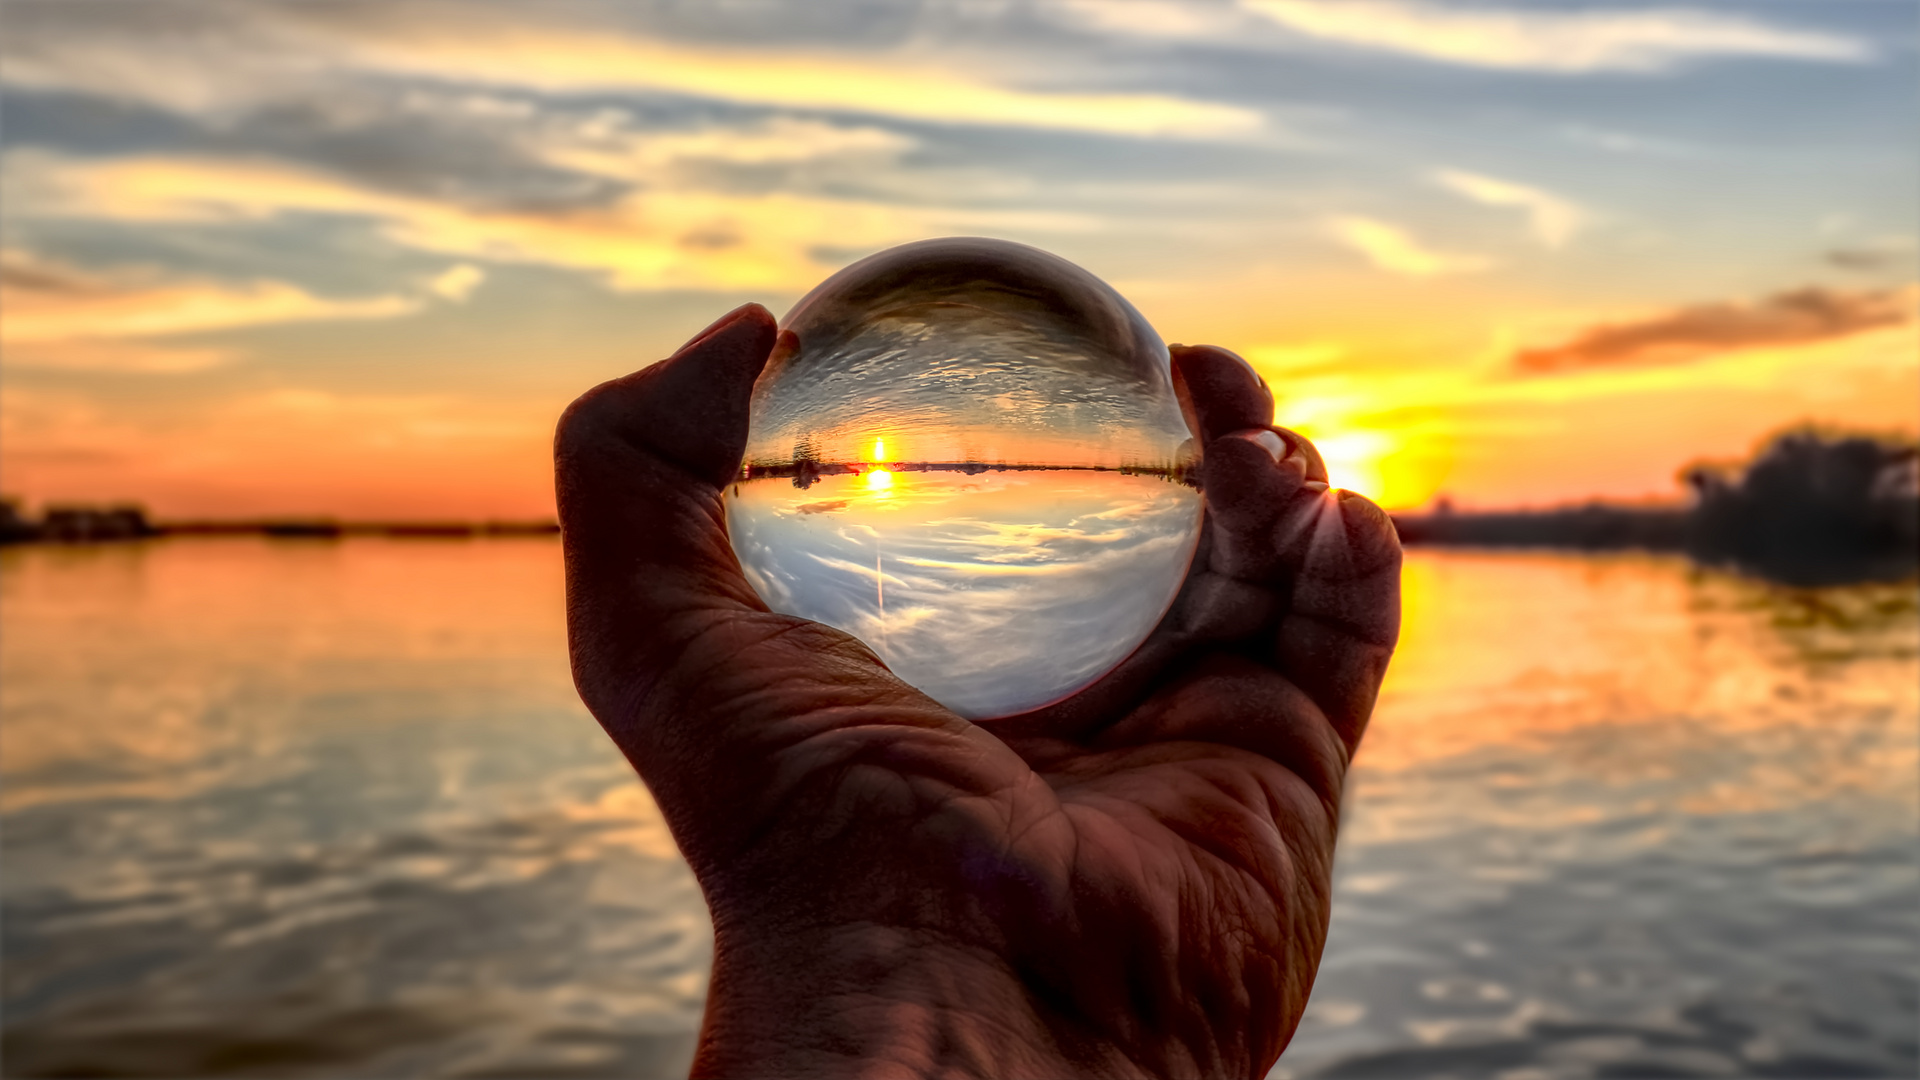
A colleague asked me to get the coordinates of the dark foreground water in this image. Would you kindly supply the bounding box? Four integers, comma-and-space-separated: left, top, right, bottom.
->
3, 540, 1914, 1078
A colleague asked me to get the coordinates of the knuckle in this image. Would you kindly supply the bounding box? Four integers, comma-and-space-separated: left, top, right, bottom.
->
1272, 426, 1329, 483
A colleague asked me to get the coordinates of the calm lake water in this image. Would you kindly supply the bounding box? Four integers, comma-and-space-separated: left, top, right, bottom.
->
3, 540, 1915, 1079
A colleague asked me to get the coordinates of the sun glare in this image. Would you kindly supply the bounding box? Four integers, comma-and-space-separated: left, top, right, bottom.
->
871, 437, 887, 462
865, 468, 894, 492
1309, 431, 1393, 503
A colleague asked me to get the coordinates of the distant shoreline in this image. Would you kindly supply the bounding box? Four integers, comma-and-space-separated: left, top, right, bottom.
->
2, 513, 559, 544
1390, 500, 1917, 586
7, 507, 1913, 587
7, 430, 1914, 586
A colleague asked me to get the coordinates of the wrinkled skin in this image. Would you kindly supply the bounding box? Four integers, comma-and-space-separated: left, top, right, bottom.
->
555, 304, 1401, 1079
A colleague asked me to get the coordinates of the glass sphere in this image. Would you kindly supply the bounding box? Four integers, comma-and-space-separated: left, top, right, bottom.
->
726, 237, 1200, 719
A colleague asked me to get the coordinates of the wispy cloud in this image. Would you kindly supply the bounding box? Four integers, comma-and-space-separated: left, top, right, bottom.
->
1052, 0, 1249, 39
534, 115, 918, 193
1241, 1, 1873, 73
1515, 286, 1912, 372
0, 338, 238, 375
1558, 124, 1700, 158
1826, 238, 1917, 274
426, 264, 484, 303
3, 4, 1261, 140
1, 248, 418, 371
1434, 169, 1586, 248
1328, 216, 1489, 277
6, 150, 1089, 293
356, 29, 1263, 139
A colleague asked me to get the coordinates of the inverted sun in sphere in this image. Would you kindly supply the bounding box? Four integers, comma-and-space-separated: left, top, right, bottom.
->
726, 237, 1201, 719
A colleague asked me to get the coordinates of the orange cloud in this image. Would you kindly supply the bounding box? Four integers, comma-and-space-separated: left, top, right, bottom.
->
1515, 286, 1913, 372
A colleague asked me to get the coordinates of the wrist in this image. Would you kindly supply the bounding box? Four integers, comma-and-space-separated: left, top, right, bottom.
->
693, 921, 1148, 1080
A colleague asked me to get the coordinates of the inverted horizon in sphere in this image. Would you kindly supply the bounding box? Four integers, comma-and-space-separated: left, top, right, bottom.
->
727, 469, 1200, 718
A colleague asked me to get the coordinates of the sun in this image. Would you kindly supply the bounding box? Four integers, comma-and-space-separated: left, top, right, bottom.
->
1312, 431, 1391, 501
865, 468, 894, 492
1300, 428, 1446, 510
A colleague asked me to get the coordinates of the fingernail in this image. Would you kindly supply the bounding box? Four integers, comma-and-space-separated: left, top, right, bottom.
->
1271, 425, 1328, 484
1304, 481, 1330, 493
1224, 428, 1287, 461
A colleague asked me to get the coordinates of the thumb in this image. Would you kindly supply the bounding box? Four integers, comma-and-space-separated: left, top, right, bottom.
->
560, 304, 779, 489
554, 304, 778, 720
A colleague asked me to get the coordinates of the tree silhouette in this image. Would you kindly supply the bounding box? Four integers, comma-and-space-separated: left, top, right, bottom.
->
1684, 428, 1918, 584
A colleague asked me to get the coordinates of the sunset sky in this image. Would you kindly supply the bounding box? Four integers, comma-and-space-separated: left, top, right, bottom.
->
3, 0, 1914, 518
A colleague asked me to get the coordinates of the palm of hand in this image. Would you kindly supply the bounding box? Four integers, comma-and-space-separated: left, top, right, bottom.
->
558, 306, 1399, 1079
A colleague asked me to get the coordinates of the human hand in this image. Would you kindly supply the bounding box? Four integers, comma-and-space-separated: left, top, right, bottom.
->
555, 303, 1400, 1079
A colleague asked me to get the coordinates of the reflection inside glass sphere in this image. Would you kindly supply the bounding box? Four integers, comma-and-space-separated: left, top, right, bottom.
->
726, 237, 1201, 719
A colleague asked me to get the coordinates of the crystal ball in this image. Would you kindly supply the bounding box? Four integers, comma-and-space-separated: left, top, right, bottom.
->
726, 237, 1201, 719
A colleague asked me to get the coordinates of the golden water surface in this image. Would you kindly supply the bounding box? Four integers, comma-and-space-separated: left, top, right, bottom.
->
3, 540, 1914, 1078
